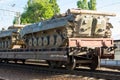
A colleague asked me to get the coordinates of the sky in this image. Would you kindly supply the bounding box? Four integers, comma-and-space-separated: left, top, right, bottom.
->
0, 0, 120, 39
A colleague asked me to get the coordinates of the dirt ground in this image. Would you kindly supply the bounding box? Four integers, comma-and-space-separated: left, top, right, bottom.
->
0, 65, 107, 80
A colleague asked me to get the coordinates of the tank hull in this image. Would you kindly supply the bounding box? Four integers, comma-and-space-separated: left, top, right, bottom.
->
20, 9, 115, 49
0, 25, 25, 49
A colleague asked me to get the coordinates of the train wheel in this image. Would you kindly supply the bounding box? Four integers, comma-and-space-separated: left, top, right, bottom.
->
66, 58, 76, 70
14, 60, 18, 63
33, 38, 37, 47
28, 38, 32, 47
55, 35, 62, 46
89, 55, 100, 70
47, 61, 63, 68
4, 59, 9, 63
0, 59, 2, 63
56, 62, 63, 68
49, 35, 54, 46
43, 37, 48, 46
47, 61, 56, 68
38, 37, 42, 47
22, 60, 25, 64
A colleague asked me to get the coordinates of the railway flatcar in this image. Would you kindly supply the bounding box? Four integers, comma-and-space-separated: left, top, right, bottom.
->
0, 8, 116, 70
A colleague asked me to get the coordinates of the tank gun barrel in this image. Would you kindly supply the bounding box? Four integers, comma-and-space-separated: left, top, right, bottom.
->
68, 9, 116, 16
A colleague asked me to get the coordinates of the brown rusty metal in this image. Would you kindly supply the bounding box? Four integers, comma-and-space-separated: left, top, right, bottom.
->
68, 38, 114, 47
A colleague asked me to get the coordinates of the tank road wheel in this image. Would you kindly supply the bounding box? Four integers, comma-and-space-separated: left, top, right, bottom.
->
3, 41, 5, 48
62, 29, 67, 39
6, 41, 8, 48
38, 37, 42, 47
89, 55, 100, 70
49, 35, 55, 46
4, 41, 7, 48
0, 42, 1, 48
0, 42, 2, 48
7, 40, 11, 48
4, 41, 6, 48
28, 38, 32, 47
55, 35, 62, 46
1, 42, 3, 48
43, 37, 48, 46
33, 38, 37, 47
2, 41, 4, 48
66, 57, 76, 70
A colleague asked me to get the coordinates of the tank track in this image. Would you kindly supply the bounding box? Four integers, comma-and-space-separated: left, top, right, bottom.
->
23, 25, 74, 48
0, 37, 24, 49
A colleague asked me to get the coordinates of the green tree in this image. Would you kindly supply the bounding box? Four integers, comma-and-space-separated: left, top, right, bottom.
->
77, 0, 96, 10
49, 0, 60, 14
14, 0, 60, 24
88, 0, 96, 10
77, 0, 89, 9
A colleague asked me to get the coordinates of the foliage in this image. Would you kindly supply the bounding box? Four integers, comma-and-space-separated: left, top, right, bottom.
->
13, 0, 60, 24
49, 0, 60, 14
89, 0, 96, 10
13, 17, 17, 24
77, 0, 89, 9
77, 0, 96, 10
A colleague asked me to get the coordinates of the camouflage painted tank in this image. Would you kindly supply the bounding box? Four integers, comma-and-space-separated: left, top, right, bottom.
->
20, 8, 115, 48
0, 25, 25, 49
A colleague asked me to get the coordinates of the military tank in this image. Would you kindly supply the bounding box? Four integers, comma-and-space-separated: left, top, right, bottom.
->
20, 8, 115, 48
0, 25, 25, 49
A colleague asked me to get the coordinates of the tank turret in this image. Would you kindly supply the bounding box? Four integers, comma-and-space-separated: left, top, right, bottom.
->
68, 8, 115, 38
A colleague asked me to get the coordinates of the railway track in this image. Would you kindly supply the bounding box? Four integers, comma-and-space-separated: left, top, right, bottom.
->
0, 61, 120, 80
